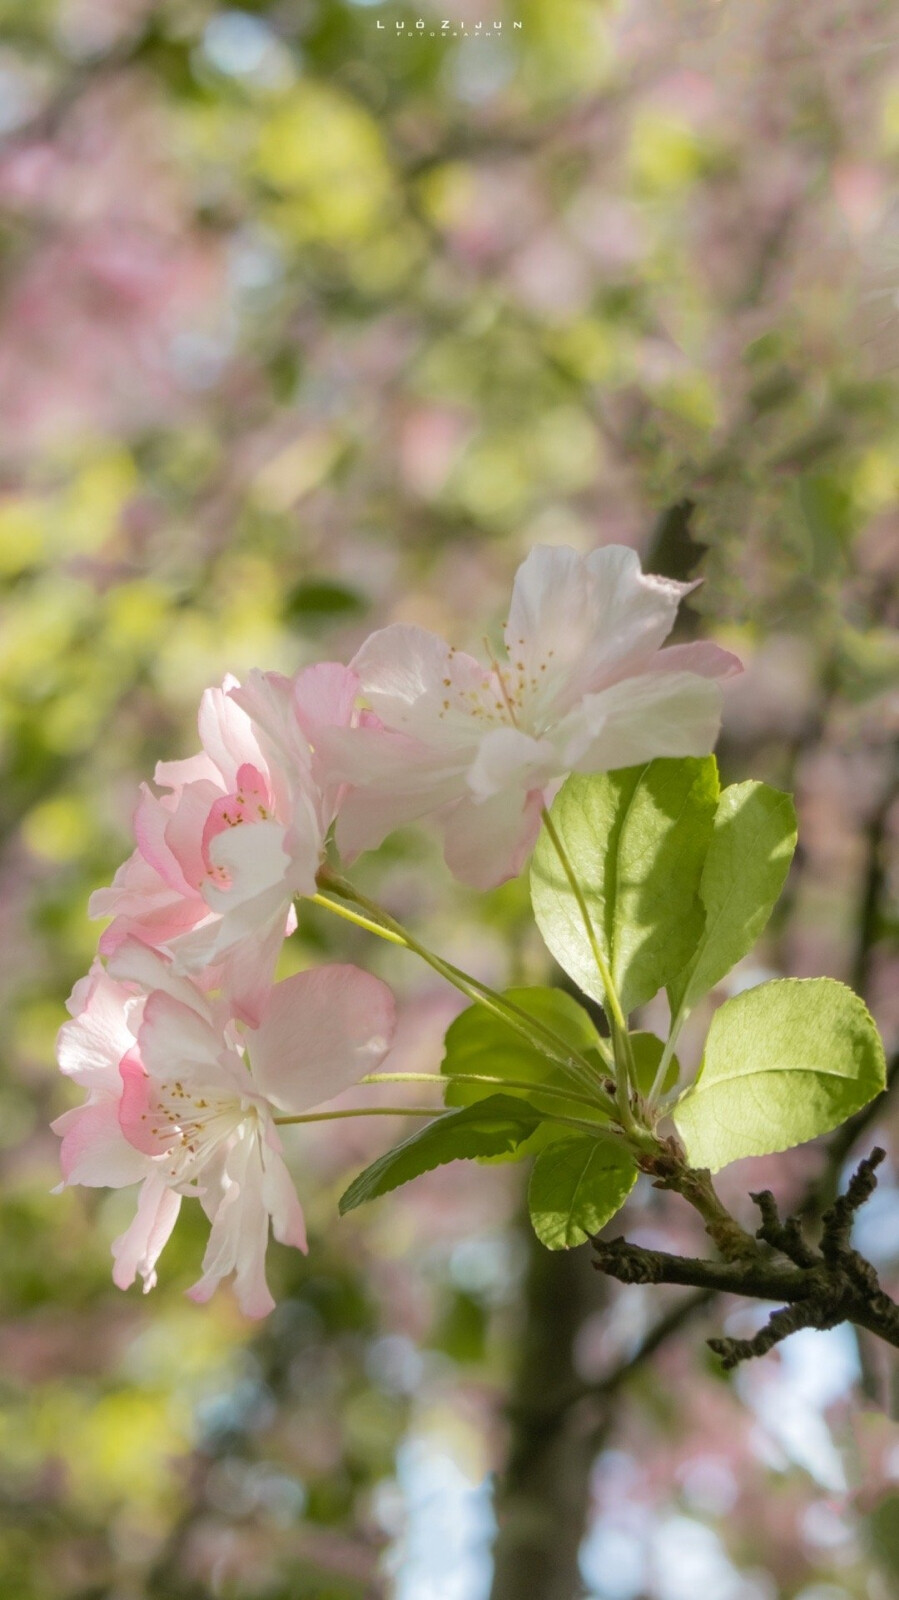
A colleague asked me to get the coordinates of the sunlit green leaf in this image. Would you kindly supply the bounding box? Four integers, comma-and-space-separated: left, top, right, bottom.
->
673, 978, 886, 1171
530, 757, 719, 1016
667, 782, 797, 1019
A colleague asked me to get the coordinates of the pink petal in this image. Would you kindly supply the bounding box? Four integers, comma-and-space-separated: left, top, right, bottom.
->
163, 778, 223, 895
197, 679, 264, 790
90, 844, 208, 951
54, 1097, 149, 1188
118, 1052, 168, 1157
134, 785, 193, 896
442, 785, 545, 890
292, 661, 360, 739
247, 965, 396, 1113
106, 937, 214, 1018
96, 899, 207, 957
200, 764, 274, 870
651, 640, 743, 680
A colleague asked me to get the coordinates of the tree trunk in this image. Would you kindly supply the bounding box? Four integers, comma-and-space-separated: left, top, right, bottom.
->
489, 1229, 605, 1600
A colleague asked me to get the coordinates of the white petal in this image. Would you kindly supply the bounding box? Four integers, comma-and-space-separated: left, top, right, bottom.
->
323, 723, 467, 790
215, 912, 294, 1028
335, 774, 465, 861
203, 820, 292, 913
162, 778, 222, 896
351, 624, 488, 747
442, 786, 545, 890
111, 1172, 181, 1292
137, 992, 233, 1090
323, 722, 468, 860
197, 679, 264, 790
165, 891, 292, 1027
466, 726, 558, 801
561, 670, 724, 772
353, 623, 464, 706
506, 544, 694, 722
247, 966, 396, 1113
188, 1135, 275, 1318
106, 938, 214, 1020
260, 1138, 307, 1251
228, 670, 313, 814
154, 751, 220, 789
57, 967, 135, 1087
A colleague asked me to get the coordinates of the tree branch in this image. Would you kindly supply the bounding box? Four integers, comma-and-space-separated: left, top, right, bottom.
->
592, 1149, 899, 1368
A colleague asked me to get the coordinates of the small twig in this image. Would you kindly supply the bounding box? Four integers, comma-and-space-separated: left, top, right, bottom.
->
749, 1188, 817, 1267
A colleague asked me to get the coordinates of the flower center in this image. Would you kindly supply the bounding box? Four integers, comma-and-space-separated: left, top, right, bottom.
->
201, 762, 275, 887
148, 1078, 247, 1185
435, 640, 556, 735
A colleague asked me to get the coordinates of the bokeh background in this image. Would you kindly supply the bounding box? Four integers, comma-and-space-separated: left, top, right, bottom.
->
2, 1, 899, 1597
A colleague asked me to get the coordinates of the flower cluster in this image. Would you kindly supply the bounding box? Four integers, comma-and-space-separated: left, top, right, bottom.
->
55, 545, 740, 1314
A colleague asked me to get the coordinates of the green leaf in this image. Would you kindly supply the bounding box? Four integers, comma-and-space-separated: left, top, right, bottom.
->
673, 978, 887, 1172
528, 1136, 638, 1249
530, 758, 719, 1017
630, 1031, 680, 1098
338, 1096, 546, 1213
441, 987, 609, 1161
667, 782, 797, 1019
283, 577, 364, 627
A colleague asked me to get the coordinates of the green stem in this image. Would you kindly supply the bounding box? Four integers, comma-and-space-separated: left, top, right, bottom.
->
648, 1010, 688, 1106
312, 877, 616, 1114
538, 807, 640, 1132
309, 892, 405, 945
361, 1070, 607, 1113
274, 1102, 614, 1142
274, 1106, 443, 1125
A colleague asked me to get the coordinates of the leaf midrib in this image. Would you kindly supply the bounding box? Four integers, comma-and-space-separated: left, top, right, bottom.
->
688, 1058, 878, 1094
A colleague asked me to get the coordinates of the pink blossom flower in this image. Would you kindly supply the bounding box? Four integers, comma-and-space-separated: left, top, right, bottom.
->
54, 941, 396, 1317
323, 545, 742, 889
91, 663, 358, 1024
53, 946, 207, 1294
